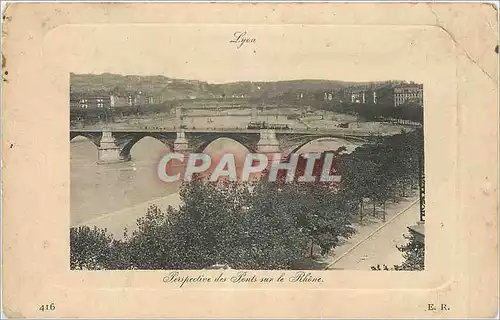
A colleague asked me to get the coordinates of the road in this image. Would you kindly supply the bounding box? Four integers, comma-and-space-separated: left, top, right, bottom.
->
324, 196, 420, 270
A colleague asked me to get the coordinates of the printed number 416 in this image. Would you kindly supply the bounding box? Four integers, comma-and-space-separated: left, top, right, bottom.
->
39, 303, 55, 311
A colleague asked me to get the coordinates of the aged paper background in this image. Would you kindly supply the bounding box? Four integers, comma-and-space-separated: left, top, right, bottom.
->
2, 3, 498, 318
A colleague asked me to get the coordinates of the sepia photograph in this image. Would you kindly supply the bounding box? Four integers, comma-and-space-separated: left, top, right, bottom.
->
70, 73, 425, 271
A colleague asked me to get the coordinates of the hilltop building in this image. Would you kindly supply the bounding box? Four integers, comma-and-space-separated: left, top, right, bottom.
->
341, 82, 423, 107
70, 89, 159, 109
393, 84, 423, 107
324, 92, 334, 101
70, 90, 111, 109
109, 89, 157, 107
346, 89, 377, 104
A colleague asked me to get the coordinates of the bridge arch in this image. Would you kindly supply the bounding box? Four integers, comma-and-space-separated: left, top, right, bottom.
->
119, 134, 173, 160
70, 133, 101, 148
192, 136, 257, 154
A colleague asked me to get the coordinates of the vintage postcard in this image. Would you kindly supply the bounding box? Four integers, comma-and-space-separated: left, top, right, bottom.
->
2, 2, 498, 318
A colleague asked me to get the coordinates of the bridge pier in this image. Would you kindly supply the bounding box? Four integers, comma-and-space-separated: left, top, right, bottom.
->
174, 130, 190, 153
257, 129, 280, 153
97, 130, 128, 164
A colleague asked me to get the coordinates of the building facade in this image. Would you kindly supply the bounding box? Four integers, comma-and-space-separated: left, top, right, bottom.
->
70, 91, 111, 109
71, 89, 159, 109
110, 90, 157, 108
393, 84, 423, 107
350, 90, 366, 104
347, 89, 377, 104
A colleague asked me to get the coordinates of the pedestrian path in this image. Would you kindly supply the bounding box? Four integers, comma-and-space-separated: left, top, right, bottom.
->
321, 196, 420, 270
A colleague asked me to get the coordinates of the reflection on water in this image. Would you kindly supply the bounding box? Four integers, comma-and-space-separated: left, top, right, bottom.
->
71, 134, 361, 226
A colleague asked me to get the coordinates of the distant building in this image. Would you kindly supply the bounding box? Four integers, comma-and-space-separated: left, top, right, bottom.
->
345, 86, 381, 104
109, 90, 157, 107
393, 84, 423, 107
231, 94, 248, 99
70, 89, 159, 109
136, 92, 156, 105
70, 90, 111, 109
107, 93, 129, 107
324, 92, 334, 101
350, 90, 366, 104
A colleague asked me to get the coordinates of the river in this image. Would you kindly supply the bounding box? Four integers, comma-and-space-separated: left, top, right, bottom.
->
70, 136, 181, 226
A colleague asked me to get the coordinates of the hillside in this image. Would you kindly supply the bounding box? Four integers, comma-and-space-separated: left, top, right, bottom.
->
70, 73, 401, 101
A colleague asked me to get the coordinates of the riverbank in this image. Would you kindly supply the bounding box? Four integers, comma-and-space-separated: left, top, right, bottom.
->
73, 192, 182, 239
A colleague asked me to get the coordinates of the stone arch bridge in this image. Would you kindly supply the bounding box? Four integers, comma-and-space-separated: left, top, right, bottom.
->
70, 128, 377, 164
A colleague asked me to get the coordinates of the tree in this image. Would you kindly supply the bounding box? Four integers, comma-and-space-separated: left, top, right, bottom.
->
236, 181, 310, 269
117, 178, 312, 270
394, 233, 425, 271
70, 226, 114, 270
337, 151, 377, 222
370, 232, 425, 271
126, 180, 252, 270
126, 205, 178, 269
263, 149, 355, 256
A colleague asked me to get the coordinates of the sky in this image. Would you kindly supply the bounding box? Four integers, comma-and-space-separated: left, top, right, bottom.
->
44, 24, 454, 84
